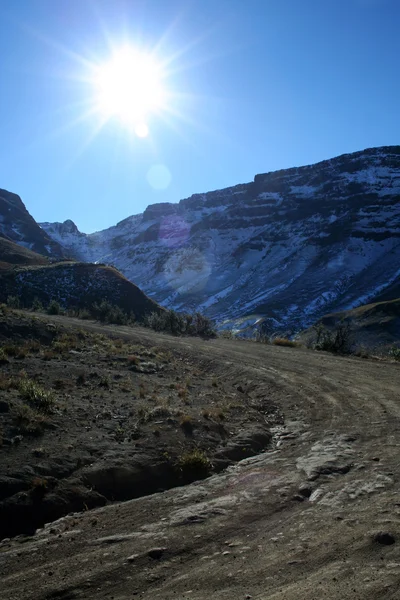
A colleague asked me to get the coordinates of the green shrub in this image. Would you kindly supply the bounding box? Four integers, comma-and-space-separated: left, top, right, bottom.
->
47, 300, 61, 315
389, 346, 400, 361
18, 378, 55, 413
31, 297, 43, 312
144, 310, 216, 337
91, 300, 130, 325
178, 449, 211, 474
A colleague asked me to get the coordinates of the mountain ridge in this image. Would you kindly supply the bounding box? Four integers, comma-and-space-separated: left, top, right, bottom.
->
39, 145, 400, 332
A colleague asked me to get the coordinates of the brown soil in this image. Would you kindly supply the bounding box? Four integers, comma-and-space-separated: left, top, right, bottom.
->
1, 311, 400, 599
0, 309, 279, 538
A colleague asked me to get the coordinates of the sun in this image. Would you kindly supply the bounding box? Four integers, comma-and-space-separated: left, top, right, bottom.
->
93, 46, 166, 136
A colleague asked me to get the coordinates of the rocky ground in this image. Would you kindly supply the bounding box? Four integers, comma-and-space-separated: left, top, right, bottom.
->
0, 308, 279, 539
1, 310, 400, 599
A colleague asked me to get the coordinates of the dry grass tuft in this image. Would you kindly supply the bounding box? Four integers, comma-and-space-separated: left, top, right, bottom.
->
272, 337, 299, 347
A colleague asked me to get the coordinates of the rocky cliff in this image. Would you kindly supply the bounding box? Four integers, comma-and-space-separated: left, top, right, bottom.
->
36, 146, 400, 331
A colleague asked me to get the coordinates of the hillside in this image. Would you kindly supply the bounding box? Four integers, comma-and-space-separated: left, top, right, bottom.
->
300, 297, 400, 350
0, 236, 49, 270
0, 262, 162, 319
0, 188, 67, 258
40, 146, 400, 332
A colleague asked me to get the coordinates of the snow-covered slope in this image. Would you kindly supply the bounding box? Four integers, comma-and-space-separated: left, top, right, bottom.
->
41, 146, 400, 333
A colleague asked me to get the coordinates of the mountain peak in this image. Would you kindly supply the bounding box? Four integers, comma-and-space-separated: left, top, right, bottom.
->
60, 219, 80, 234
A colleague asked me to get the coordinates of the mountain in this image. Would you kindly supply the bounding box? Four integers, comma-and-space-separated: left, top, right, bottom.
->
41, 146, 400, 332
0, 188, 67, 258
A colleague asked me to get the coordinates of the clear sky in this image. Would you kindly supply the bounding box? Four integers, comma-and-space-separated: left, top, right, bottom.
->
0, 0, 399, 233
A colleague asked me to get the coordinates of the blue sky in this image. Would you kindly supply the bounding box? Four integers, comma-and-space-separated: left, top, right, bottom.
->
0, 0, 399, 233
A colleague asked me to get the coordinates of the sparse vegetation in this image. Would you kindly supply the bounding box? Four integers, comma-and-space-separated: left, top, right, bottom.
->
31, 297, 43, 312
13, 404, 48, 436
272, 337, 299, 347
389, 345, 400, 361
47, 299, 62, 315
91, 300, 132, 325
18, 378, 55, 413
177, 448, 211, 474
0, 306, 283, 540
144, 309, 216, 337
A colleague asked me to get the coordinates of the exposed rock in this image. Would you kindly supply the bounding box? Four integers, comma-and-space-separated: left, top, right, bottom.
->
214, 427, 272, 468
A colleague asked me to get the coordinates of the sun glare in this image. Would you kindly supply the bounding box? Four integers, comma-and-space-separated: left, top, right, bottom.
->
94, 47, 166, 134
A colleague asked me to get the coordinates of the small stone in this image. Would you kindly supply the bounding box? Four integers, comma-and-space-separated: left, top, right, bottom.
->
0, 400, 9, 413
298, 484, 313, 498
127, 554, 140, 562
292, 494, 305, 502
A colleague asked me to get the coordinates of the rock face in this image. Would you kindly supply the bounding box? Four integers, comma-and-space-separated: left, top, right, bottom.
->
0, 189, 67, 258
38, 146, 400, 330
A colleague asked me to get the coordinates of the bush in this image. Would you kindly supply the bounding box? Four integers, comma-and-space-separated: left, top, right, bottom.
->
31, 297, 43, 312
190, 312, 216, 337
253, 331, 270, 344
18, 378, 55, 413
314, 322, 352, 354
178, 449, 212, 474
13, 404, 48, 436
7, 295, 20, 309
389, 346, 400, 361
91, 300, 130, 325
47, 300, 61, 315
144, 310, 216, 337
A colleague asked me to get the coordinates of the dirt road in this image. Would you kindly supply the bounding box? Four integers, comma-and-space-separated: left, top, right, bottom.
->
1, 317, 400, 599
